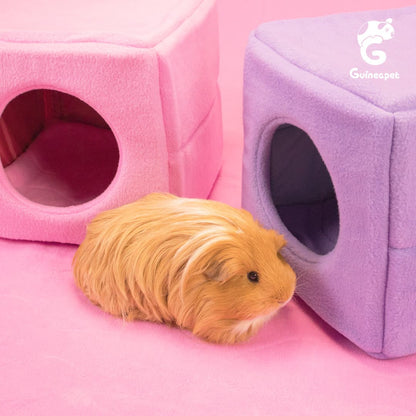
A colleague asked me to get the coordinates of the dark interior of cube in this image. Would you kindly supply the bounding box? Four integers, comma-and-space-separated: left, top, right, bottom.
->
0, 89, 119, 207
270, 124, 339, 255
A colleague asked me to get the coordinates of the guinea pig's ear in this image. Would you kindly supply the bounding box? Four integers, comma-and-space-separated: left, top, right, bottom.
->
203, 261, 228, 282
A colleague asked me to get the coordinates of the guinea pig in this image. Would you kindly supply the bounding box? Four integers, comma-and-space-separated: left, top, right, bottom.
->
73, 192, 296, 344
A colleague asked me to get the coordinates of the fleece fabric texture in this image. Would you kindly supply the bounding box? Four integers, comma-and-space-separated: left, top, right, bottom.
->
1, 126, 415, 416
242, 6, 416, 358
0, 0, 222, 244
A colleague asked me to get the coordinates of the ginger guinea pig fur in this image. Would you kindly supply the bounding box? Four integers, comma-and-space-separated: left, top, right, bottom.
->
73, 193, 296, 344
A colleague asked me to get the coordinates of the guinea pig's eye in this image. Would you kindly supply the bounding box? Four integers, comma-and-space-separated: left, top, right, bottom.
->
247, 271, 259, 283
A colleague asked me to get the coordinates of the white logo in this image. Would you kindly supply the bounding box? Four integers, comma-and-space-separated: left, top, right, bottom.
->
357, 18, 394, 65
349, 18, 399, 81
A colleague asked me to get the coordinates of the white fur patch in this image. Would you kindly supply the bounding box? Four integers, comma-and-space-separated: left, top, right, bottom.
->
233, 310, 278, 336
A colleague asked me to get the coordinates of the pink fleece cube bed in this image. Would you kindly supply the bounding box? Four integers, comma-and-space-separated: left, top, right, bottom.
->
0, 0, 222, 244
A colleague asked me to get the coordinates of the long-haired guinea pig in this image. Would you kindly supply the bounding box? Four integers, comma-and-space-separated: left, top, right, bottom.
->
73, 193, 296, 344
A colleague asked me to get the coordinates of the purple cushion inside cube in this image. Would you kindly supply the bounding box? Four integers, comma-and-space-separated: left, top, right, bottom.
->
242, 6, 416, 358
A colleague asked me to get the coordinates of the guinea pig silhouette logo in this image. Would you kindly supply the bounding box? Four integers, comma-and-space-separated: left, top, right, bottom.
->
357, 18, 394, 66
349, 17, 400, 81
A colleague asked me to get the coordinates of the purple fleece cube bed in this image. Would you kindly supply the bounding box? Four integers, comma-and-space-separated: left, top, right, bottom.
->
242, 6, 416, 359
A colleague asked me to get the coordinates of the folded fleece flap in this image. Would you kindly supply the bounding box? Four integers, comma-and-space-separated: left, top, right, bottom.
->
0, 0, 222, 244
242, 6, 416, 358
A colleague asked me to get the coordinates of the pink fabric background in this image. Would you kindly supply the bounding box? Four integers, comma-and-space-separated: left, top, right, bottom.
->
1, 0, 416, 414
